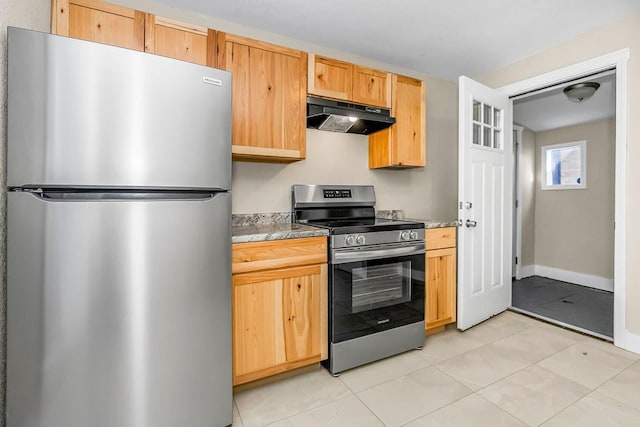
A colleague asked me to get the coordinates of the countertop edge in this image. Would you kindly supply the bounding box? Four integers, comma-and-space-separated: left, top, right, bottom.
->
231, 226, 329, 244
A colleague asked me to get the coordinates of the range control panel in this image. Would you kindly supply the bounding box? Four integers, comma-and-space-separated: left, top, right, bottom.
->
331, 228, 425, 249
323, 189, 352, 199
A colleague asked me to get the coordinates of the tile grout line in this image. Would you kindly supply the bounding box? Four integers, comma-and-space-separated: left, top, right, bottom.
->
425, 330, 585, 425
340, 354, 473, 426
470, 362, 587, 427
336, 368, 393, 425
449, 343, 640, 426
593, 358, 640, 411
420, 314, 542, 365
431, 326, 580, 393
336, 348, 441, 394
535, 384, 623, 426
233, 399, 246, 427
539, 341, 638, 390
235, 370, 352, 426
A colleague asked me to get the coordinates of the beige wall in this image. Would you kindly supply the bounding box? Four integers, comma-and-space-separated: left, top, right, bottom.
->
231, 76, 457, 219
534, 119, 615, 278
519, 127, 536, 267
114, 0, 459, 220
0, 0, 51, 417
477, 12, 640, 334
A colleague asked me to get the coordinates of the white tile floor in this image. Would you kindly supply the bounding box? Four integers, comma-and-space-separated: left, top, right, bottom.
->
232, 311, 640, 427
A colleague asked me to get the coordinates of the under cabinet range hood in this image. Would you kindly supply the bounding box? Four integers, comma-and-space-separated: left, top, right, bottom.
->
306, 96, 396, 134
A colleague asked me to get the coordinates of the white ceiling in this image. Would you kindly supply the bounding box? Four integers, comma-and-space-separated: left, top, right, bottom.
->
153, 0, 640, 81
513, 73, 616, 132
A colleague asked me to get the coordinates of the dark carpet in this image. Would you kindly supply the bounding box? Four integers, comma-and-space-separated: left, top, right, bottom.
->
512, 275, 613, 339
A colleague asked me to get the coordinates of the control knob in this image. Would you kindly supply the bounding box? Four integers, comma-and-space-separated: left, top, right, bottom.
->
400, 231, 410, 241
410, 231, 418, 240
356, 235, 366, 245
345, 235, 356, 245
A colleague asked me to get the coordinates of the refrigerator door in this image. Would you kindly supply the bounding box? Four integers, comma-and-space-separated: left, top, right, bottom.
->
7, 191, 232, 427
7, 27, 231, 190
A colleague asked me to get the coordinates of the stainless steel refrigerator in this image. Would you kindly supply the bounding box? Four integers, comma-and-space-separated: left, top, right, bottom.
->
7, 27, 232, 427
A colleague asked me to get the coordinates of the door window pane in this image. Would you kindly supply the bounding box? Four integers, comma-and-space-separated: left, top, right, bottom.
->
483, 104, 492, 125
483, 126, 492, 147
473, 101, 481, 122
473, 124, 481, 145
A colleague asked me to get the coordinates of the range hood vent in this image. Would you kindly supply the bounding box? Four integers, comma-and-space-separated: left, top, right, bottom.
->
306, 96, 395, 135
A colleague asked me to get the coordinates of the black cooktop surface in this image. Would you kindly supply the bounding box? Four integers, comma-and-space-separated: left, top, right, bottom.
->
304, 217, 424, 235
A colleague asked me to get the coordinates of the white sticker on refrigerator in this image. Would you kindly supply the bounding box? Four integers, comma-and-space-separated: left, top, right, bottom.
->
202, 76, 222, 86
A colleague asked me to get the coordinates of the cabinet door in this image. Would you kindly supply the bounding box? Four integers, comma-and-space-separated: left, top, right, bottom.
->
369, 74, 425, 168
217, 33, 307, 163
352, 66, 391, 108
308, 54, 353, 101
425, 247, 457, 331
144, 15, 215, 67
232, 264, 326, 385
52, 0, 144, 51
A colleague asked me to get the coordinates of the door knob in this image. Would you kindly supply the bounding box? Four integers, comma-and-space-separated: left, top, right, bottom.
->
466, 219, 477, 228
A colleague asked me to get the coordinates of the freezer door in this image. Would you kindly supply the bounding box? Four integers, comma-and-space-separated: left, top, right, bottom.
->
6, 191, 232, 427
7, 27, 231, 190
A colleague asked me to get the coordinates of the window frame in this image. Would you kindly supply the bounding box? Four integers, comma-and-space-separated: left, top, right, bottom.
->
540, 140, 587, 191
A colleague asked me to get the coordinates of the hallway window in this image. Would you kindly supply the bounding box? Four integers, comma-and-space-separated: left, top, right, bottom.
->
541, 140, 586, 190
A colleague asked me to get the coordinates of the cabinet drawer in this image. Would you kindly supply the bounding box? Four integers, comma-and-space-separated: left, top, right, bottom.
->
426, 227, 456, 250
232, 237, 327, 274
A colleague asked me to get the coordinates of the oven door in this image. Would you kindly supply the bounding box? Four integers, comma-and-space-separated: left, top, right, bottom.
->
330, 242, 425, 343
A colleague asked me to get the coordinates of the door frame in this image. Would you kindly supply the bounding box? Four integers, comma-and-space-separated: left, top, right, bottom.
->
496, 48, 632, 352
512, 124, 524, 281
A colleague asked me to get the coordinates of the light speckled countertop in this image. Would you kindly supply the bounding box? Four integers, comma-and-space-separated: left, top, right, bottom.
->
231, 213, 329, 243
231, 212, 456, 243
412, 219, 459, 229
376, 210, 458, 229
232, 223, 329, 244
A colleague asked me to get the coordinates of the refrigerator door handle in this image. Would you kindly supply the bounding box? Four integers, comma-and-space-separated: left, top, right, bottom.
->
29, 190, 221, 201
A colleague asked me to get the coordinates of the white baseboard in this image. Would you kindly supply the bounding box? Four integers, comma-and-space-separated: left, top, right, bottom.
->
520, 265, 535, 278
520, 265, 613, 292
615, 329, 640, 355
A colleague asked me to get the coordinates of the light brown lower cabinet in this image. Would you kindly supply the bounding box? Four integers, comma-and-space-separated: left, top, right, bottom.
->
425, 227, 457, 335
232, 237, 327, 385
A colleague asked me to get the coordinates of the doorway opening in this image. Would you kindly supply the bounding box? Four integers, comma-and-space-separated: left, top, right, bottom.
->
457, 48, 631, 353
509, 70, 616, 340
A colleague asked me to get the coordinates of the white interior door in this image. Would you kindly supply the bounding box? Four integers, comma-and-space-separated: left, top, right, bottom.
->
458, 76, 513, 330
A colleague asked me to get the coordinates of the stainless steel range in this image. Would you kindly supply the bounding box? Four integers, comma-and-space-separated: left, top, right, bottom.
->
292, 185, 425, 375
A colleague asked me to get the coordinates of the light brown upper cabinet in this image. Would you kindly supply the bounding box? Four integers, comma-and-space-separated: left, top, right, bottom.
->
217, 33, 308, 163
352, 66, 391, 108
144, 15, 215, 67
52, 0, 145, 51
308, 54, 391, 108
369, 74, 426, 168
52, 0, 216, 66
308, 55, 353, 100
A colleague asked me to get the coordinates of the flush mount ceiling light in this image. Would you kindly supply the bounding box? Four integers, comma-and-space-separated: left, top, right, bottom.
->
563, 82, 600, 103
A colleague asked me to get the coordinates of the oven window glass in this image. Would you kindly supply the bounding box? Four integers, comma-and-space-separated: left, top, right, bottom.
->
352, 261, 411, 313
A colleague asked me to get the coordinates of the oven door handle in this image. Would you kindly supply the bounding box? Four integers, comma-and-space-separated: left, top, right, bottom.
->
332, 242, 426, 264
